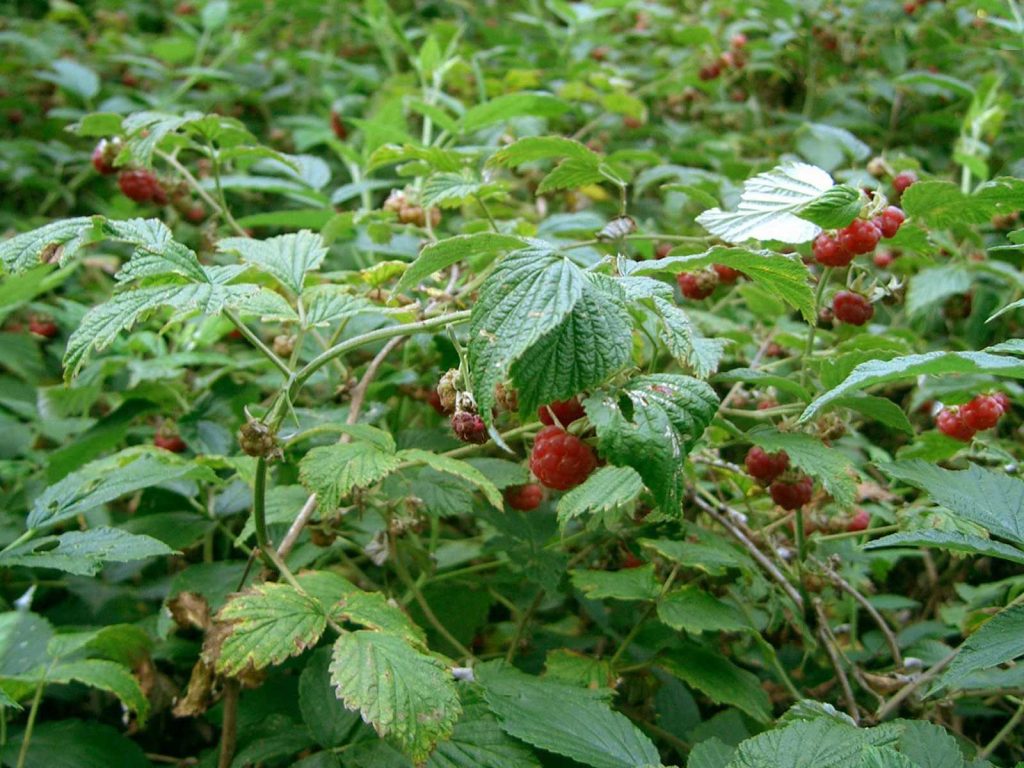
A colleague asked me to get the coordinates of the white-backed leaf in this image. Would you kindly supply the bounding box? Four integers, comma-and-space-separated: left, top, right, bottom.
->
218, 230, 328, 294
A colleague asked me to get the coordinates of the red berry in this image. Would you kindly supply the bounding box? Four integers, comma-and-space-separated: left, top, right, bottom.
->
118, 169, 164, 204
992, 392, 1012, 414
330, 110, 347, 140
847, 508, 871, 533
28, 317, 59, 338
837, 219, 882, 256
873, 250, 896, 268
745, 446, 790, 483
936, 408, 976, 442
812, 233, 854, 267
185, 204, 206, 223
451, 411, 488, 444
960, 395, 1003, 431
769, 475, 814, 511
654, 242, 673, 259
698, 63, 721, 81
677, 270, 718, 300
832, 291, 874, 326
892, 171, 918, 195
874, 206, 906, 238
154, 434, 187, 453
538, 397, 586, 427
530, 426, 597, 491
426, 390, 445, 415
730, 33, 748, 49
620, 553, 645, 569
91, 139, 117, 175
506, 483, 544, 511
713, 264, 742, 284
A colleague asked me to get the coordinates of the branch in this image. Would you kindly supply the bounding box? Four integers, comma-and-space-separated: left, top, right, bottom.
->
814, 598, 860, 723
817, 557, 903, 669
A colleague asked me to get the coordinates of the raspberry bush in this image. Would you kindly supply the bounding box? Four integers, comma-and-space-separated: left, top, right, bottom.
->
2, 2, 1024, 767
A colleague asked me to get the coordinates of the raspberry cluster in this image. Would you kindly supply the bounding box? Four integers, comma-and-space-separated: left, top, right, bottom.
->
118, 169, 168, 204
936, 393, 1012, 442
744, 446, 814, 510
812, 206, 907, 269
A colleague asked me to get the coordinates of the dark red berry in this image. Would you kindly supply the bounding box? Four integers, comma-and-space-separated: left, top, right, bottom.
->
960, 395, 1003, 431
185, 204, 206, 223
330, 110, 347, 140
620, 553, 645, 569
832, 291, 874, 326
713, 264, 742, 284
451, 411, 488, 444
903, 1, 917, 13
698, 63, 721, 81
812, 233, 854, 267
154, 434, 187, 453
936, 408, 975, 442
91, 139, 117, 175
538, 397, 586, 427
769, 475, 814, 511
874, 206, 906, 238
530, 426, 597, 491
677, 270, 718, 300
847, 508, 871, 532
873, 250, 896, 268
118, 169, 164, 204
426, 390, 445, 415
745, 446, 790, 483
28, 317, 59, 338
892, 171, 917, 195
837, 219, 882, 256
506, 484, 544, 511
730, 33, 748, 48
654, 242, 673, 259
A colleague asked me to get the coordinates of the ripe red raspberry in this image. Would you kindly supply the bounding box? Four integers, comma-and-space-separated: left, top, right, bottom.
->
713, 264, 742, 284
620, 553, 645, 569
698, 63, 722, 81
185, 204, 206, 224
677, 270, 718, 300
903, 1, 917, 12
506, 483, 544, 511
91, 139, 118, 175
330, 110, 347, 140
538, 397, 586, 427
812, 233, 854, 267
960, 395, 1003, 431
730, 33, 748, 49
873, 249, 896, 268
936, 408, 975, 442
451, 411, 488, 444
154, 433, 187, 453
118, 169, 164, 204
769, 475, 813, 511
28, 317, 59, 338
832, 291, 874, 326
837, 219, 882, 256
846, 508, 871, 532
530, 426, 597, 491
992, 392, 1012, 414
744, 446, 790, 484
892, 171, 918, 195
654, 242, 673, 259
874, 206, 906, 238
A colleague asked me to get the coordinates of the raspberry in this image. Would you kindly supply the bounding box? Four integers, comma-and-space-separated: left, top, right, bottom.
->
744, 446, 790, 484
239, 420, 278, 457
91, 138, 119, 175
155, 433, 187, 453
812, 233, 854, 267
846, 508, 871, 532
436, 369, 461, 414
185, 204, 206, 223
892, 171, 918, 195
960, 395, 1003, 431
118, 169, 164, 204
936, 408, 975, 442
538, 397, 585, 427
451, 410, 488, 444
698, 63, 722, 81
873, 249, 896, 268
677, 270, 718, 300
506, 484, 544, 511
655, 242, 673, 259
330, 109, 347, 140
837, 219, 882, 256
426, 390, 446, 415
28, 317, 59, 338
730, 33, 748, 49
874, 206, 906, 238
621, 553, 645, 569
713, 264, 742, 284
769, 475, 814, 511
530, 426, 597, 491
992, 392, 1012, 414
832, 291, 874, 326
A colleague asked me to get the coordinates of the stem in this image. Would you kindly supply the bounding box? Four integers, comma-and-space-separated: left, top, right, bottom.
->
875, 650, 958, 721
209, 142, 248, 238
15, 673, 47, 768
252, 458, 275, 570
1, 529, 36, 556
819, 560, 903, 669
475, 195, 500, 233
801, 266, 832, 386
505, 590, 545, 663
815, 599, 860, 723
217, 680, 240, 768
977, 697, 1024, 759
223, 308, 292, 379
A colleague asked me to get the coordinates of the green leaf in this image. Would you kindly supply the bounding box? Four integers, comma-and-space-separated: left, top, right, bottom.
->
335, 590, 427, 647
657, 587, 750, 634
367, 144, 466, 173
860, 747, 919, 768
747, 427, 859, 507
394, 234, 529, 295
39, 59, 99, 99
47, 659, 149, 724
660, 643, 772, 723
0, 527, 173, 575
651, 297, 728, 379
397, 449, 503, 510
466, 458, 530, 490
641, 534, 753, 576
584, 374, 719, 510
460, 93, 571, 132
215, 583, 327, 675
696, 162, 834, 244
478, 663, 662, 768
688, 738, 737, 768
329, 630, 461, 762
0, 611, 53, 679
421, 170, 508, 209
934, 604, 1024, 694
537, 158, 608, 194
488, 136, 600, 168
218, 230, 327, 294
299, 440, 404, 513
29, 448, 215, 530
902, 178, 1024, 228
896, 721, 965, 768
557, 466, 645, 525
428, 687, 542, 768
724, 719, 873, 768
302, 285, 376, 328
800, 351, 1024, 422
0, 720, 150, 768
571, 564, 660, 601
299, 648, 361, 749
0, 217, 94, 274
713, 368, 812, 402
796, 184, 864, 229
829, 395, 915, 434
906, 266, 973, 317
865, 530, 1024, 566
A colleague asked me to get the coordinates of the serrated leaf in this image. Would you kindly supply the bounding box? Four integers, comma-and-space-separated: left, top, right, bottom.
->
861, 746, 920, 768
902, 178, 1024, 228
934, 604, 1024, 694
906, 266, 973, 317
330, 630, 461, 762
571, 564, 660, 601
460, 92, 570, 132
465, 458, 530, 490
478, 663, 661, 768
0, 720, 150, 768
335, 590, 427, 647
397, 449, 503, 509
657, 587, 749, 634
299, 647, 361, 749
651, 297, 728, 378
47, 659, 149, 724
696, 162, 834, 244
660, 643, 772, 723
488, 136, 600, 167
797, 184, 864, 229
0, 217, 94, 273
584, 375, 718, 511
800, 351, 1024, 422
641, 535, 753, 576
218, 230, 328, 294
896, 721, 966, 768
421, 170, 507, 209
428, 687, 542, 768
537, 158, 607, 193
302, 285, 376, 328
299, 441, 404, 513
0, 527, 173, 576
216, 583, 326, 675
864, 531, 1024, 566
724, 719, 871, 768
367, 144, 466, 173
688, 738, 736, 768
394, 233, 529, 295
747, 427, 859, 507
829, 395, 915, 434
557, 466, 644, 525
